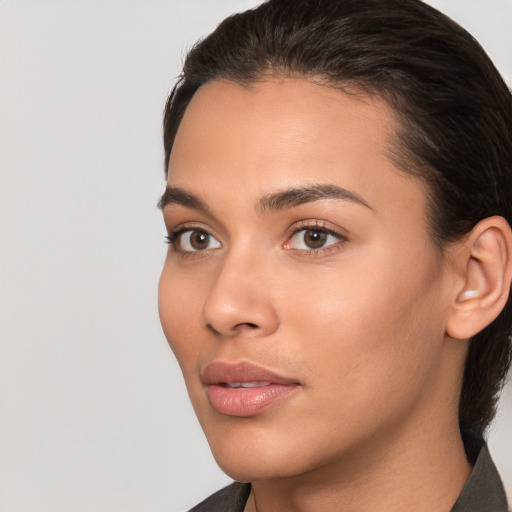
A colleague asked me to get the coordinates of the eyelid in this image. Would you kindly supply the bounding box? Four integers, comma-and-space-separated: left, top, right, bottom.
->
166, 221, 215, 239
283, 220, 348, 253
285, 220, 347, 240
165, 223, 222, 254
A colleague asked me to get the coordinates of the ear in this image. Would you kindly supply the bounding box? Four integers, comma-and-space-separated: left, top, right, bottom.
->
446, 216, 512, 340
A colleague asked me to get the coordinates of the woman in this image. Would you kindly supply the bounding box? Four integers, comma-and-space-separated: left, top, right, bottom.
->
158, 0, 512, 510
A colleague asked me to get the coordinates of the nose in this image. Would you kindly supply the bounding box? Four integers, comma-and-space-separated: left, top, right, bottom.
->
202, 251, 279, 338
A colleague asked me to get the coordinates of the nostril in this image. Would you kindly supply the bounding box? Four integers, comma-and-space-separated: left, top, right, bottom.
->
236, 322, 259, 329
206, 324, 221, 335
205, 322, 259, 336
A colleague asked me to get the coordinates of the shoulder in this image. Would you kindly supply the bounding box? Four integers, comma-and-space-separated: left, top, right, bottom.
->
188, 482, 251, 512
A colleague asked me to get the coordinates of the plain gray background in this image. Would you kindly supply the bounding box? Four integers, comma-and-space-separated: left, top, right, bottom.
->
0, 1, 511, 510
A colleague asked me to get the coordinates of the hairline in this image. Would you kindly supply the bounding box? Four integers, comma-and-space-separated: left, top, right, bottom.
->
165, 72, 450, 250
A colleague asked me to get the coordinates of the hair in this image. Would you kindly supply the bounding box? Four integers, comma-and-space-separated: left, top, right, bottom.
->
163, 0, 512, 461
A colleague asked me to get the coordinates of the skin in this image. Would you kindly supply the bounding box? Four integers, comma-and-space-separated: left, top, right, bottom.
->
159, 79, 473, 512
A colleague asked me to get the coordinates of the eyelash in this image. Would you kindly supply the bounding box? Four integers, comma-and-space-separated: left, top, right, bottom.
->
284, 220, 347, 256
165, 220, 347, 256
165, 225, 216, 255
165, 228, 189, 246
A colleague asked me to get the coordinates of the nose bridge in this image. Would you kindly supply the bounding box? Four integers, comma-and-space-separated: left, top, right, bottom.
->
203, 244, 278, 338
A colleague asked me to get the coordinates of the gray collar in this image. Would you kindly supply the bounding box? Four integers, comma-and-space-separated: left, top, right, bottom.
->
450, 444, 508, 512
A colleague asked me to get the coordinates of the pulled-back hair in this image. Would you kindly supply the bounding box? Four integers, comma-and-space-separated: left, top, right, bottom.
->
163, 0, 512, 461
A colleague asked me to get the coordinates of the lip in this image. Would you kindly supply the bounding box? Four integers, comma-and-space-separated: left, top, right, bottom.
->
202, 361, 300, 417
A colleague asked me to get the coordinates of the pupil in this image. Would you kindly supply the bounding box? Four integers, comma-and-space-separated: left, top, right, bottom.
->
191, 231, 209, 249
305, 229, 326, 249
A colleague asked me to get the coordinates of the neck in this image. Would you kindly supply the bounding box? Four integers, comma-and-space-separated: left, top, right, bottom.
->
245, 421, 472, 512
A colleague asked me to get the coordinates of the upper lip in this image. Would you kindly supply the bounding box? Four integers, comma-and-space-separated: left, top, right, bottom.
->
201, 361, 299, 386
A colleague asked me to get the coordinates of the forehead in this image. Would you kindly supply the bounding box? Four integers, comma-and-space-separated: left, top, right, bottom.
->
167, 78, 427, 222
170, 78, 397, 171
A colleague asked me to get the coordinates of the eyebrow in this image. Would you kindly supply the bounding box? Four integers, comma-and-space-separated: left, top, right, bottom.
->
158, 184, 372, 213
158, 186, 210, 214
257, 184, 372, 212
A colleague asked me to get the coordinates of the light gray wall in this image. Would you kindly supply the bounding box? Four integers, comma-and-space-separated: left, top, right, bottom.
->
0, 1, 510, 511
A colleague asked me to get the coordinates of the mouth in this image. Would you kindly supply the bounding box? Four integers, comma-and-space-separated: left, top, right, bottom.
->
201, 361, 301, 417
220, 381, 272, 388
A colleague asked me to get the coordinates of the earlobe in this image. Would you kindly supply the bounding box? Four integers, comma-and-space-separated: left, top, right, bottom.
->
447, 217, 512, 340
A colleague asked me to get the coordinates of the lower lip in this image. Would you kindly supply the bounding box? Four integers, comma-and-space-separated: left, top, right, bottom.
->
207, 383, 299, 417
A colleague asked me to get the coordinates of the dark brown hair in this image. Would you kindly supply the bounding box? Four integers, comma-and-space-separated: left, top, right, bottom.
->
163, 0, 512, 461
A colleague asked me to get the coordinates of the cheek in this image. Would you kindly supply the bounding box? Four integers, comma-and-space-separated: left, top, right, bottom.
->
279, 247, 446, 399
158, 265, 204, 369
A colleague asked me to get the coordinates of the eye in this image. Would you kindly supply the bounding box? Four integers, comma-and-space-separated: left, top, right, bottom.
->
169, 229, 221, 252
285, 227, 343, 250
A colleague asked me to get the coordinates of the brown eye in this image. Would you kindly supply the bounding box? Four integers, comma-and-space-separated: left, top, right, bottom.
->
190, 231, 210, 250
285, 227, 343, 251
175, 229, 221, 252
303, 229, 327, 249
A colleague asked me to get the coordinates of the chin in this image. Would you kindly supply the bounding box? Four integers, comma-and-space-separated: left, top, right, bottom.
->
212, 448, 299, 483
201, 417, 319, 483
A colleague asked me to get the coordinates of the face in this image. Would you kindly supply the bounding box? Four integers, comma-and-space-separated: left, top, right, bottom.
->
159, 79, 458, 483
